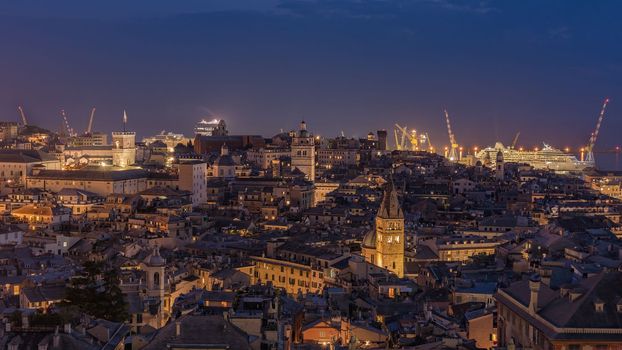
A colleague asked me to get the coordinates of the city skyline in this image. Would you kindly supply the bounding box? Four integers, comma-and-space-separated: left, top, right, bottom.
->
1, 2, 622, 349
1, 0, 621, 149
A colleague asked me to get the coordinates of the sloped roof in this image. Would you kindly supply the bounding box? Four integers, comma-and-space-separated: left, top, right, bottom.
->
32, 168, 148, 181
377, 180, 403, 219
0, 149, 57, 163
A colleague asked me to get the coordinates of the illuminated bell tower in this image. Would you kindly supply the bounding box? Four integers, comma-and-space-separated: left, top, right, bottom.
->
112, 110, 136, 167
291, 121, 316, 182
375, 180, 405, 278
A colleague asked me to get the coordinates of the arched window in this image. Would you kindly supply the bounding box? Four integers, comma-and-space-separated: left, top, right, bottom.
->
154, 272, 160, 286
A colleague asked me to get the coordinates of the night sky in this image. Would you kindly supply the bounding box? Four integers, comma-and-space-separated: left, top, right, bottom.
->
1, 0, 621, 152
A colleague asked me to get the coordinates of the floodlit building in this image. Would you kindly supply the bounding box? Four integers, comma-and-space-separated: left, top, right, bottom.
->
291, 121, 315, 182
362, 181, 405, 278
178, 160, 207, 206
194, 119, 227, 136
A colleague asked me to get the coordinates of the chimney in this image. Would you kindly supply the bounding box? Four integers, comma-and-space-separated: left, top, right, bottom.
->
528, 274, 541, 315
175, 321, 181, 337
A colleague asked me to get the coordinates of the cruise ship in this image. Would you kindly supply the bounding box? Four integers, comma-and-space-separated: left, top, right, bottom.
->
475, 142, 593, 172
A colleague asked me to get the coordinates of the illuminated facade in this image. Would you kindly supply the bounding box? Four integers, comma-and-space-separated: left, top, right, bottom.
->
250, 256, 324, 295
194, 119, 227, 136
291, 121, 315, 182
112, 131, 136, 167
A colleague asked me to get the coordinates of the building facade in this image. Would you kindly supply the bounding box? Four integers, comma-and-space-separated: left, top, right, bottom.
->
112, 131, 136, 167
291, 121, 315, 182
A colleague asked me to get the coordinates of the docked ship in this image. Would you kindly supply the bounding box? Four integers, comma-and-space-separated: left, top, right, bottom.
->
475, 142, 593, 172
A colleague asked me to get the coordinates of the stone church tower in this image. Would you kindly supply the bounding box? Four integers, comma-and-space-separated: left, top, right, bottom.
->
362, 180, 405, 278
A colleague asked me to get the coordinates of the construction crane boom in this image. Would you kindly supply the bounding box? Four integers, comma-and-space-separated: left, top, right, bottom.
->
17, 106, 28, 126
394, 124, 419, 151
444, 109, 459, 160
60, 109, 76, 137
86, 107, 96, 134
393, 129, 401, 150
511, 132, 520, 149
585, 98, 610, 164
444, 110, 457, 145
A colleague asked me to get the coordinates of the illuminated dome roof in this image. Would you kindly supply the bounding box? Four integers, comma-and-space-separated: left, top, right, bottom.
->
362, 228, 376, 249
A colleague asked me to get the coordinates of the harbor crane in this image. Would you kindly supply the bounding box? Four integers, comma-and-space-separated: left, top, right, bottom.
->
511, 132, 520, 149
393, 124, 434, 152
17, 106, 28, 126
394, 124, 419, 151
394, 126, 407, 150
585, 98, 610, 164
85, 107, 96, 134
60, 109, 76, 137
444, 109, 459, 161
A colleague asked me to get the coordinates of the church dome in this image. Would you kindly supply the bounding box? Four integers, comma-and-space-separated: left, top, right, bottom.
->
362, 228, 376, 249
144, 247, 166, 267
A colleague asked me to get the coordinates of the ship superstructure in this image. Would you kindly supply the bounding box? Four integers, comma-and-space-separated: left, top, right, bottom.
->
476, 142, 591, 172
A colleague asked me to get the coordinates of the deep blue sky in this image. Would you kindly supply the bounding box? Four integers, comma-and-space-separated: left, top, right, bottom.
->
0, 0, 621, 151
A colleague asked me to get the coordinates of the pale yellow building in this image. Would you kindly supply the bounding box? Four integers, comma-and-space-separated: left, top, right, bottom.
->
250, 256, 325, 295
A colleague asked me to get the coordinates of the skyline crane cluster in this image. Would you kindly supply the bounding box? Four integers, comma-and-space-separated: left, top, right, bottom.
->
10, 98, 615, 160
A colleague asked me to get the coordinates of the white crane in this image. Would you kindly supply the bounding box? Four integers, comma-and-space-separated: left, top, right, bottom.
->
511, 132, 520, 149
17, 106, 28, 126
585, 98, 610, 164
85, 107, 96, 134
444, 109, 459, 161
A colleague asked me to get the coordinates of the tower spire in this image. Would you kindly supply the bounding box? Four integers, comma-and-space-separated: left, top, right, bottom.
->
377, 179, 403, 219
123, 110, 128, 132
